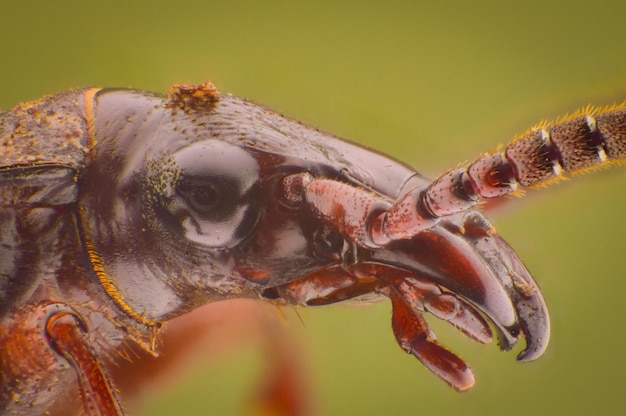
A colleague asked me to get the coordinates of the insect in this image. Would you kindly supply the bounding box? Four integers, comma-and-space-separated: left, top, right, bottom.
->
1, 81, 624, 415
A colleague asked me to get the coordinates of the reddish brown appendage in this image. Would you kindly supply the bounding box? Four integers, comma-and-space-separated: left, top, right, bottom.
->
0, 304, 123, 415
254, 332, 312, 416
303, 177, 389, 247
273, 261, 492, 391
46, 312, 123, 416
389, 290, 475, 392
392, 276, 492, 345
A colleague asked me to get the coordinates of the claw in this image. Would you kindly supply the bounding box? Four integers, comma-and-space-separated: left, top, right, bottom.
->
371, 227, 521, 352
460, 212, 550, 361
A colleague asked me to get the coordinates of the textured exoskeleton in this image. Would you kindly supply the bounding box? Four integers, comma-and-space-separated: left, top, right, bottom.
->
1, 82, 625, 415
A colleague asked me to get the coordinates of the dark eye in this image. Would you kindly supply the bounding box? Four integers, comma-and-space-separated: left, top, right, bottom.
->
169, 140, 261, 248
176, 175, 230, 221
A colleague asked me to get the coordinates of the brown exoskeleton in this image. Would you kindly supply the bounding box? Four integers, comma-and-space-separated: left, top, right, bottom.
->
1, 81, 624, 415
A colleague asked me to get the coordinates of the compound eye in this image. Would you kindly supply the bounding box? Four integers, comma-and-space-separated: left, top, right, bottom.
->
170, 140, 261, 248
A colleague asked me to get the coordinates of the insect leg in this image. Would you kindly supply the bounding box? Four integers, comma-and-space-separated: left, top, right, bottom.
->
43, 304, 123, 416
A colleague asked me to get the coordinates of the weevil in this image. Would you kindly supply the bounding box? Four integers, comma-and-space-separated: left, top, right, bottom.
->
1, 81, 625, 415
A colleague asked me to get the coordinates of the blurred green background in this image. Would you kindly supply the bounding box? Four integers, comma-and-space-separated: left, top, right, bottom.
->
2, 1, 626, 415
